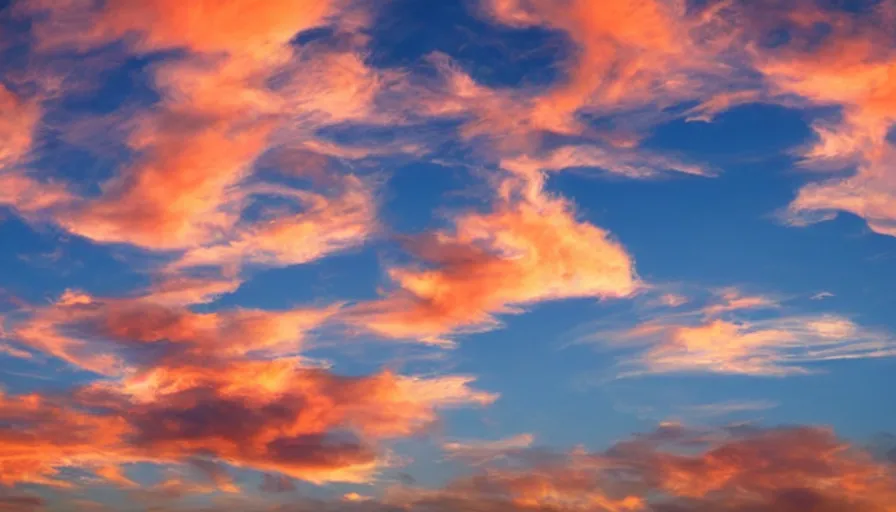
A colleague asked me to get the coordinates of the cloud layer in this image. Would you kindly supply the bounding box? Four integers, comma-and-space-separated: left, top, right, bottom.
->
1, 0, 895, 509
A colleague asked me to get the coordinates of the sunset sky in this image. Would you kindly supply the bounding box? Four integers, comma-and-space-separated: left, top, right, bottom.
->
1, 0, 896, 510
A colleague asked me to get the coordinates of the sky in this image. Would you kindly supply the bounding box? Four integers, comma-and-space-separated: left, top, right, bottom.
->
0, 0, 896, 510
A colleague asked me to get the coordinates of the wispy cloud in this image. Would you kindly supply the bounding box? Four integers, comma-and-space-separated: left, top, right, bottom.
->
352, 176, 638, 344
585, 285, 896, 377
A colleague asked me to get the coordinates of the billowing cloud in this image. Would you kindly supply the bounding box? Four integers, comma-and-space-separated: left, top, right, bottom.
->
0, 281, 496, 490
0, 360, 495, 488
354, 178, 637, 343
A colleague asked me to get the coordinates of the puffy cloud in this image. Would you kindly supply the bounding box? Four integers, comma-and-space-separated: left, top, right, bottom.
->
354, 178, 637, 343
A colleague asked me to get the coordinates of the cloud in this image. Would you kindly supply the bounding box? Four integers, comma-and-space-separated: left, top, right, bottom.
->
500, 144, 709, 184
743, 1, 896, 237
481, 0, 710, 134
189, 459, 239, 493
0, 84, 39, 169
442, 433, 535, 465
27, 0, 334, 56
656, 294, 689, 308
6, 289, 337, 375
0, 84, 73, 217
0, 493, 44, 512
10, 0, 382, 277
93, 464, 138, 489
0, 281, 496, 490
590, 286, 896, 377
679, 400, 779, 418
684, 90, 765, 122
353, 177, 637, 343
18, 424, 896, 511
701, 287, 778, 317
398, 1, 735, 176
171, 174, 378, 272
379, 425, 896, 512
259, 473, 296, 493
0, 360, 494, 488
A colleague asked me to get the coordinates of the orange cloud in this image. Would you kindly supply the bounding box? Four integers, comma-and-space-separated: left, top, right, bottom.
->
0, 84, 73, 218
62, 107, 274, 250
0, 359, 494, 488
0, 85, 39, 168
684, 89, 765, 122
11, 423, 896, 511
144, 273, 244, 306
172, 175, 377, 271
7, 290, 337, 375
746, 2, 896, 237
94, 464, 138, 489
28, 0, 333, 56
378, 425, 896, 512
604, 312, 895, 377
581, 284, 896, 376
701, 287, 778, 317
14, 0, 382, 274
484, 0, 693, 134
354, 178, 637, 343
